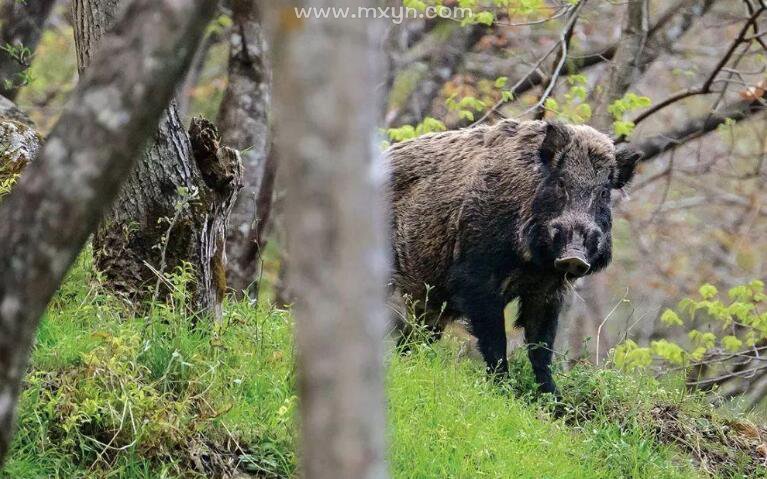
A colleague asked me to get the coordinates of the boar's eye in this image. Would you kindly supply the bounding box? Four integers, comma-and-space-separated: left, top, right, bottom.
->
556, 177, 566, 190
600, 187, 610, 200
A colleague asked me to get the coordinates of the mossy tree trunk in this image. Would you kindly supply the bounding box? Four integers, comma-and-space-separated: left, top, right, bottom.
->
73, 0, 241, 317
217, 0, 274, 298
0, 96, 41, 186
0, 0, 217, 463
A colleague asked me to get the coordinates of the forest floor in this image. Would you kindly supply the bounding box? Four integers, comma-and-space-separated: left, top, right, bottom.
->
2, 252, 767, 479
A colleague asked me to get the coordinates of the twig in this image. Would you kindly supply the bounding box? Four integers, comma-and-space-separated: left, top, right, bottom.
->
526, 0, 588, 120
471, 41, 560, 126
595, 289, 629, 365
631, 5, 766, 126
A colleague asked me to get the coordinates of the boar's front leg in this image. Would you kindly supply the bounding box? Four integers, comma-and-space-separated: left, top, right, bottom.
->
519, 293, 563, 395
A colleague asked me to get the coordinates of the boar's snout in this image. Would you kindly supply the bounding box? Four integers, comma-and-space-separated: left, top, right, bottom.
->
550, 224, 598, 278
554, 255, 590, 277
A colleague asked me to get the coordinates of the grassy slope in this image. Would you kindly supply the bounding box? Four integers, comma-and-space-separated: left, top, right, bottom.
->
2, 255, 764, 478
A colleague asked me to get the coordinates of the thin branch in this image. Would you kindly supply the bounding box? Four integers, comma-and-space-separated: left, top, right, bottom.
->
471, 41, 560, 125
632, 92, 767, 162
475, 0, 711, 125
526, 0, 588, 120
632, 6, 766, 126
743, 0, 767, 49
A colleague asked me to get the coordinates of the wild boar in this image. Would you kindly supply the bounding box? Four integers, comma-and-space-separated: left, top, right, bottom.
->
386, 119, 640, 394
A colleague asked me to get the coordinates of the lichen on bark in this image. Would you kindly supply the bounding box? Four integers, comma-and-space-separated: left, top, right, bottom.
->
0, 97, 40, 188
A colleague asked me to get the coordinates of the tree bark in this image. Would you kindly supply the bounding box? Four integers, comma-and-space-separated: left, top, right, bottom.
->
0, 0, 57, 101
74, 0, 241, 316
263, 1, 389, 477
0, 0, 217, 464
0, 96, 40, 185
591, 0, 649, 131
218, 0, 273, 297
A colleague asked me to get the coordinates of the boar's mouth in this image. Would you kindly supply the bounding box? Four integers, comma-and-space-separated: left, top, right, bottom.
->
554, 247, 591, 278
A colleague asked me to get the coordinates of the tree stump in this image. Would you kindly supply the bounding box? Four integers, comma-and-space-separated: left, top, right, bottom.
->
73, 0, 242, 317
92, 115, 242, 316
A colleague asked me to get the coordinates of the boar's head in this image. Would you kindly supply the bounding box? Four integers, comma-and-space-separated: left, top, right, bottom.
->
524, 122, 641, 278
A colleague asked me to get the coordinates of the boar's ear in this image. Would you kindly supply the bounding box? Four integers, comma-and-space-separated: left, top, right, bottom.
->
612, 146, 642, 189
539, 121, 570, 169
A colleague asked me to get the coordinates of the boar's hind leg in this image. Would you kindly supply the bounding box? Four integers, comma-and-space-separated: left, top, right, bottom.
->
452, 287, 508, 376
519, 294, 563, 395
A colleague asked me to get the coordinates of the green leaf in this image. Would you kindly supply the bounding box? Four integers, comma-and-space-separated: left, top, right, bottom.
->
688, 330, 716, 349
660, 309, 683, 327
614, 340, 652, 371
613, 120, 635, 137
574, 103, 592, 122
722, 335, 743, 352
495, 76, 509, 89
567, 74, 588, 86
699, 283, 718, 300
387, 124, 416, 142
474, 11, 495, 25
544, 98, 559, 111
651, 339, 687, 365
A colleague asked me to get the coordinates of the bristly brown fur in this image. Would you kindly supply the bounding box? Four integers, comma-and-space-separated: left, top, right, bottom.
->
385, 119, 637, 395
386, 119, 616, 301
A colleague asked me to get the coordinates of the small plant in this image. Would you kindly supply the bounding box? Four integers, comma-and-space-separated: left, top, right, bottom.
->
393, 284, 448, 351
613, 280, 767, 386
1, 42, 34, 90
544, 74, 592, 124
385, 116, 447, 143
0, 174, 18, 200
446, 93, 487, 123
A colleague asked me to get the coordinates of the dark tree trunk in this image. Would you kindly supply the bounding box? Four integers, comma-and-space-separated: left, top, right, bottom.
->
73, 0, 241, 316
217, 0, 273, 297
263, 0, 389, 477
0, 0, 217, 463
0, 0, 57, 101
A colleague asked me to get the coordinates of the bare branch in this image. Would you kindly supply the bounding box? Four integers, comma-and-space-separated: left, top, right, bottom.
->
477, 0, 712, 124
633, 94, 767, 162
631, 5, 766, 127
528, 0, 588, 120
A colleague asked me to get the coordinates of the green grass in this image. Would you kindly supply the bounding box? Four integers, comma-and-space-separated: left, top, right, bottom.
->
2, 254, 765, 478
